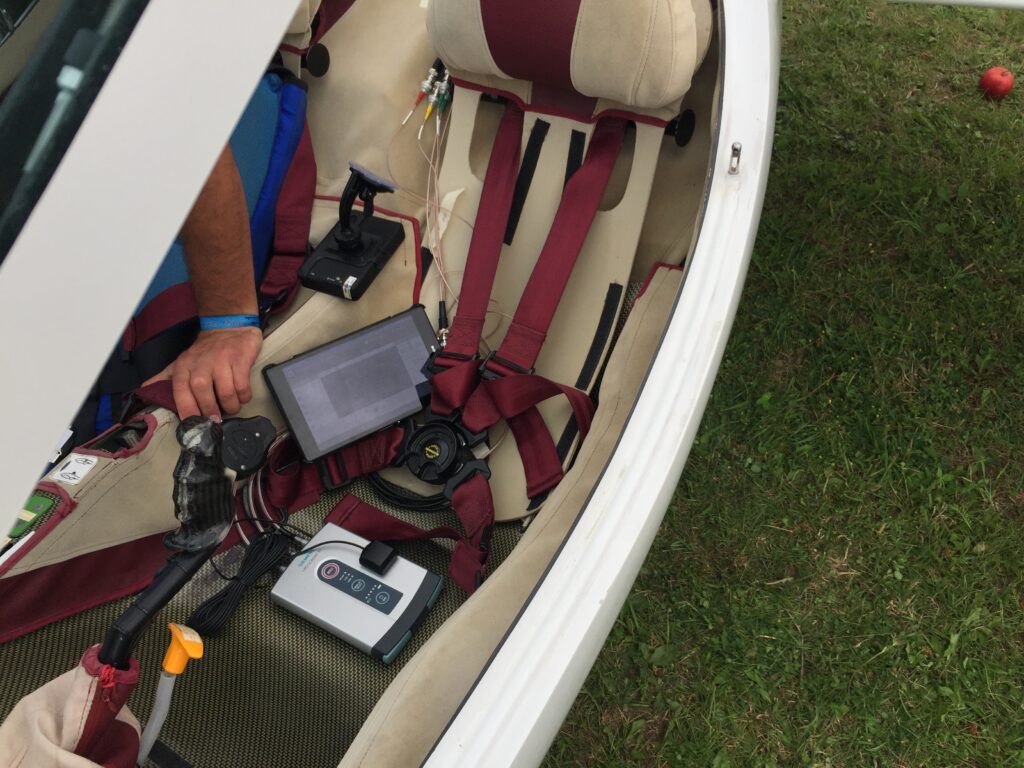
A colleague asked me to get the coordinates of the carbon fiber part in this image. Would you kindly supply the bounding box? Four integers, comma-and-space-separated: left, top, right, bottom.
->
0, 478, 520, 768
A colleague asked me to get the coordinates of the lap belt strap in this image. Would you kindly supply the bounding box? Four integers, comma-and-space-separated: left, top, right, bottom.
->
316, 428, 406, 490
254, 427, 407, 515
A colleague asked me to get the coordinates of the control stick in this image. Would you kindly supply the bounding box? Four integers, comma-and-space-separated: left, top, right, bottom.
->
98, 416, 274, 669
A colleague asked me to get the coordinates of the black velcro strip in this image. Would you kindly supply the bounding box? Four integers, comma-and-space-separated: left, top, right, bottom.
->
575, 283, 624, 390
554, 417, 580, 466
553, 283, 624, 471
565, 129, 587, 187
148, 739, 194, 768
503, 118, 550, 245
419, 246, 434, 287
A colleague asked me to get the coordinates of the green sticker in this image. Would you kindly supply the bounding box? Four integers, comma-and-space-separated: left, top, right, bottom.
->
9, 494, 55, 538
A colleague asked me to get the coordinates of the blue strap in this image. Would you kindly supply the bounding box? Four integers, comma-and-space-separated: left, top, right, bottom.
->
250, 78, 308, 282
94, 394, 114, 434
199, 314, 260, 331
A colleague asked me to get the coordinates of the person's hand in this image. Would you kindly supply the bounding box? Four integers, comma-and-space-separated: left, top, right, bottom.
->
144, 327, 262, 419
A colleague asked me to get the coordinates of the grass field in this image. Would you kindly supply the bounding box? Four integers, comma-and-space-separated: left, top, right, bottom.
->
546, 2, 1024, 766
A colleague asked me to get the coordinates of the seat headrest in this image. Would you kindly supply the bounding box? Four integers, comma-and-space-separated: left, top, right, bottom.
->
427, 0, 712, 111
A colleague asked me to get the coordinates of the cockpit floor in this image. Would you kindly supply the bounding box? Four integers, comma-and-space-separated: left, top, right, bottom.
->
0, 479, 522, 768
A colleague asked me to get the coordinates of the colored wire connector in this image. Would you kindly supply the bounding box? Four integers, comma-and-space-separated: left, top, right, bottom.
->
435, 73, 451, 134
403, 58, 445, 125
419, 80, 443, 139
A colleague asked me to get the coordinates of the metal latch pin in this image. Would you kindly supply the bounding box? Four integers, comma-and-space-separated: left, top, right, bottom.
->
728, 142, 742, 175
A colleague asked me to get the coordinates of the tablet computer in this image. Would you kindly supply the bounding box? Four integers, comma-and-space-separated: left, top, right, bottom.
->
263, 306, 438, 462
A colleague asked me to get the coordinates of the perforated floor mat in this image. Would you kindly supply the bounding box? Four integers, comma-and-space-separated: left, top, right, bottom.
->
0, 281, 647, 767
0, 479, 522, 768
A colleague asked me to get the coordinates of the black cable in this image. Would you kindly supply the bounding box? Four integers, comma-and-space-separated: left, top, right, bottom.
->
291, 539, 365, 559
188, 495, 369, 636
187, 531, 293, 636
235, 512, 313, 543
209, 556, 237, 582
368, 472, 450, 513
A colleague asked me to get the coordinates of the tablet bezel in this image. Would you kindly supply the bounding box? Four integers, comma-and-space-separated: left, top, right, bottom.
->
263, 306, 438, 462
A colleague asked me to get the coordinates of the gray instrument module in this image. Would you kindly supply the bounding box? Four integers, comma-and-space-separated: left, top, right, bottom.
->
271, 524, 443, 663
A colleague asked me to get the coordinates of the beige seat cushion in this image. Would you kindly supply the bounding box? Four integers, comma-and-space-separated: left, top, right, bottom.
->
427, 0, 713, 110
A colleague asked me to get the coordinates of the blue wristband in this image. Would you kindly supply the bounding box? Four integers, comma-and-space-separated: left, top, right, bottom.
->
199, 314, 261, 331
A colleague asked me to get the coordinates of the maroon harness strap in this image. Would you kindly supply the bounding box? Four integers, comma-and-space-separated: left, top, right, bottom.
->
261, 428, 405, 514
482, 117, 626, 496
441, 103, 525, 359
428, 357, 480, 418
260, 122, 318, 312
123, 283, 197, 353
310, 0, 358, 46
462, 375, 595, 438
325, 494, 485, 593
265, 442, 324, 514
317, 427, 406, 489
493, 117, 627, 372
133, 380, 177, 412
506, 414, 562, 497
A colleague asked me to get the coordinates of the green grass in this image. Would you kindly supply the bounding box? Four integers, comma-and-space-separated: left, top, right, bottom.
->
546, 2, 1024, 766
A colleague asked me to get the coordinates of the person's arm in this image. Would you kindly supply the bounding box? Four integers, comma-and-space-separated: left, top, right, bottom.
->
145, 147, 262, 419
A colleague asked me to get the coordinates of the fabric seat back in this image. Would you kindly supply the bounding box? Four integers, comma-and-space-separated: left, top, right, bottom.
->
403, 0, 713, 519
427, 0, 713, 116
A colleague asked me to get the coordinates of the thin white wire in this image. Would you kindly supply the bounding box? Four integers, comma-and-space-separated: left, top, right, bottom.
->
417, 112, 460, 307
387, 104, 474, 320
386, 113, 474, 232
235, 431, 292, 544
420, 111, 516, 343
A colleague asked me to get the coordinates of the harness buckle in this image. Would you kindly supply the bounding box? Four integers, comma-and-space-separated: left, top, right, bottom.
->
478, 350, 535, 381
425, 349, 477, 376
258, 288, 289, 323
443, 459, 491, 500
399, 414, 488, 490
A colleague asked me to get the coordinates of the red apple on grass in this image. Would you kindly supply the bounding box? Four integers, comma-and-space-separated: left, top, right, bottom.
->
979, 67, 1014, 101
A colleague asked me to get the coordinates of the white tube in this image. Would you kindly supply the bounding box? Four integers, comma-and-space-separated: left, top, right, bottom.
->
137, 671, 176, 765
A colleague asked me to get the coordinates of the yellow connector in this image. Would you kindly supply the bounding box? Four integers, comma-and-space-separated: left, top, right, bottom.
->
162, 623, 204, 675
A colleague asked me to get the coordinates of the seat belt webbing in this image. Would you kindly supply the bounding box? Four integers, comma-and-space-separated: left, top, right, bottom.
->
472, 118, 627, 497
441, 103, 525, 360
326, 492, 486, 593
493, 117, 627, 373
123, 283, 198, 353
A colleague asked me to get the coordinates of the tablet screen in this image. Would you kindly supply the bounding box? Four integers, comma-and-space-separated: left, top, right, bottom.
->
264, 308, 438, 461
